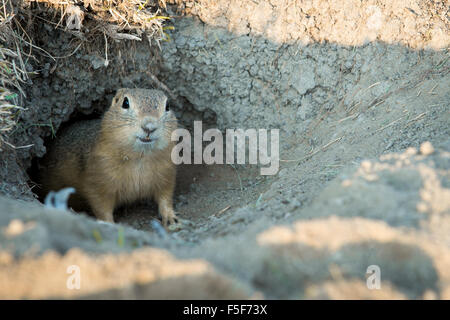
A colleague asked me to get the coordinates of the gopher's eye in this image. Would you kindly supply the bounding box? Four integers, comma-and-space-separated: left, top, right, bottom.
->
122, 97, 130, 109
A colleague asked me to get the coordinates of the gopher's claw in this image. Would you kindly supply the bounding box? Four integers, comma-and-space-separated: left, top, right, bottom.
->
162, 211, 179, 228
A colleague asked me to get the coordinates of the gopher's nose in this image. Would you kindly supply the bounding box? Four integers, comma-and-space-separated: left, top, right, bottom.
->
142, 122, 157, 135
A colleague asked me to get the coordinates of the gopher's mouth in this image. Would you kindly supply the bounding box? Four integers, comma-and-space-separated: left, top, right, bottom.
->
138, 136, 153, 143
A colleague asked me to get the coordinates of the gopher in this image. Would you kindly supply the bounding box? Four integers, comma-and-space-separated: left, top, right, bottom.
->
38, 88, 178, 226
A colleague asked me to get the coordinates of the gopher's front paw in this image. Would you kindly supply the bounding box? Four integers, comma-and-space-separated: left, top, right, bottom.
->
161, 210, 179, 228
167, 215, 194, 232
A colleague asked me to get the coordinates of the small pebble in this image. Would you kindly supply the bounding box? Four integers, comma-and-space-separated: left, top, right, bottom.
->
420, 141, 434, 156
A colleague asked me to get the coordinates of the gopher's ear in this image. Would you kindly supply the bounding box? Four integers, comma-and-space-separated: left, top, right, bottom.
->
113, 88, 125, 104
161, 95, 168, 110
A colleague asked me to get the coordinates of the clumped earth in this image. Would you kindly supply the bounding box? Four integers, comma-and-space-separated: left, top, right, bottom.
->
0, 0, 449, 299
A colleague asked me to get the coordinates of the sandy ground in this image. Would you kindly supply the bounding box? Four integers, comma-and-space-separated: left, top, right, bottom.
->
0, 0, 449, 299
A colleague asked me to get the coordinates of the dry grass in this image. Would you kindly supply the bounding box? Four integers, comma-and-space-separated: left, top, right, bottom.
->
0, 0, 29, 150
0, 0, 170, 150
31, 0, 171, 45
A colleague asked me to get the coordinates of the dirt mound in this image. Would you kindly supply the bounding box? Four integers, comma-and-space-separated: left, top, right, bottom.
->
0, 247, 250, 299
0, 0, 449, 299
1, 141, 449, 299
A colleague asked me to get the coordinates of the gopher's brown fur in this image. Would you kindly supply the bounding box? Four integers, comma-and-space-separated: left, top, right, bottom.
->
38, 88, 178, 226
